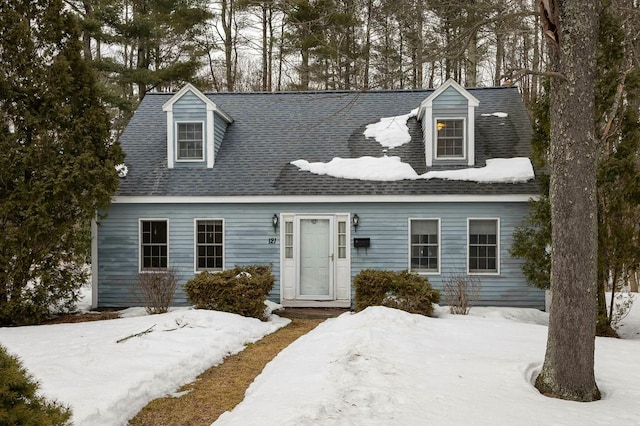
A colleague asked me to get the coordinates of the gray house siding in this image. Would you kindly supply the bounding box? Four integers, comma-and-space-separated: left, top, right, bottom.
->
432, 86, 469, 108
96, 201, 543, 309
214, 114, 227, 156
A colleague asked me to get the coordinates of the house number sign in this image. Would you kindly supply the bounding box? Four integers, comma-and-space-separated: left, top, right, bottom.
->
268, 238, 277, 244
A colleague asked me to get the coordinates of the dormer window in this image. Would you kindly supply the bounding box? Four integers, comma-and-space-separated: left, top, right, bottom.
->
162, 83, 233, 169
177, 122, 204, 161
418, 79, 479, 167
435, 118, 465, 159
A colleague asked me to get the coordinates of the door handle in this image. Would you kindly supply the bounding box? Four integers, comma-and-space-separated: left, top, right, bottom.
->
330, 253, 334, 262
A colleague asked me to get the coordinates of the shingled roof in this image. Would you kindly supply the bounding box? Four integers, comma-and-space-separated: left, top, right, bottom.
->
116, 86, 538, 197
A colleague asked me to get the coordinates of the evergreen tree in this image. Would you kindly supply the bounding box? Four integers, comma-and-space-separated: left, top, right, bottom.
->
595, 0, 640, 330
0, 0, 123, 325
0, 345, 71, 425
511, 2, 640, 334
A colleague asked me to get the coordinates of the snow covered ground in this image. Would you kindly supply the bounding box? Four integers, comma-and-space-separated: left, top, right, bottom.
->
215, 300, 640, 426
0, 289, 639, 426
0, 288, 289, 425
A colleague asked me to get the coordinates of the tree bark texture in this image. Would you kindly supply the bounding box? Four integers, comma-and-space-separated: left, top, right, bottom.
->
535, 0, 601, 402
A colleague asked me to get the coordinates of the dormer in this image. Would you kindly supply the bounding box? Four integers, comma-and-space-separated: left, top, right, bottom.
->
162, 84, 233, 169
418, 79, 479, 167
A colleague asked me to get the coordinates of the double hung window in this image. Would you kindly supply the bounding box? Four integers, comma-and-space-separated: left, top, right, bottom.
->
468, 219, 499, 273
410, 219, 440, 273
140, 220, 168, 270
196, 219, 224, 271
177, 122, 204, 160
436, 119, 464, 158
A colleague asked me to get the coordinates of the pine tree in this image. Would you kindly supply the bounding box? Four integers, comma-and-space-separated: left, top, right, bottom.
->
0, 345, 71, 425
511, 2, 640, 334
0, 0, 123, 325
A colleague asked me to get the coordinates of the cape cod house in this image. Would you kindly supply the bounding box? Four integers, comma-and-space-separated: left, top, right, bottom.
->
92, 79, 545, 309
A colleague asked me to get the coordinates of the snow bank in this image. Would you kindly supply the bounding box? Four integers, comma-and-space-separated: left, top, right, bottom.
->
420, 157, 535, 183
291, 156, 419, 181
0, 309, 288, 425
215, 305, 640, 426
363, 109, 418, 148
291, 157, 535, 183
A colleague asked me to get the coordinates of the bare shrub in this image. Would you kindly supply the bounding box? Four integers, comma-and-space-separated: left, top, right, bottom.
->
610, 292, 636, 330
442, 271, 481, 315
136, 269, 178, 314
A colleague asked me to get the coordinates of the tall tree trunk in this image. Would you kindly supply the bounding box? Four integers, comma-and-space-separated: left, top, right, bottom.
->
221, 0, 235, 91
277, 14, 284, 91
467, 30, 478, 87
535, 0, 601, 402
494, 30, 504, 86
262, 4, 268, 91
631, 272, 639, 293
363, 0, 373, 89
267, 4, 273, 91
82, 0, 93, 61
530, 2, 541, 104
300, 47, 310, 90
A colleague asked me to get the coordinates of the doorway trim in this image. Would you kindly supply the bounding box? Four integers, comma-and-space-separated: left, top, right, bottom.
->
279, 212, 351, 307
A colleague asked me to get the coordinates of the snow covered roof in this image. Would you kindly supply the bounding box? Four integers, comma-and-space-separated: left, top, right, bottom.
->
116, 86, 538, 197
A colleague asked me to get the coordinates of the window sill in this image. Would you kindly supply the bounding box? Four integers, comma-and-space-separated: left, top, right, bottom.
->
412, 270, 441, 276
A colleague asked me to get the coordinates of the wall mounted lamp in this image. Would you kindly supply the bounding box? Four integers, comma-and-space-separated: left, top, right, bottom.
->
352, 213, 359, 231
272, 214, 279, 232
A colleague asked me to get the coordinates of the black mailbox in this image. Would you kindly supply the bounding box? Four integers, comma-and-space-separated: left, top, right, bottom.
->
353, 238, 370, 248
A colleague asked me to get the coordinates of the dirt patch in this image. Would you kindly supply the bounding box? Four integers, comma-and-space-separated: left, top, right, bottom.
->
128, 317, 323, 426
43, 311, 120, 324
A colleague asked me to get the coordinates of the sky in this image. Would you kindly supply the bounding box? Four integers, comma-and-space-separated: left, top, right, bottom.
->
0, 289, 638, 425
292, 109, 535, 183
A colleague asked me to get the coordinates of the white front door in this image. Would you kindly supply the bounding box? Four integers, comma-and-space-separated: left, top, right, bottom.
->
280, 213, 351, 307
298, 217, 333, 299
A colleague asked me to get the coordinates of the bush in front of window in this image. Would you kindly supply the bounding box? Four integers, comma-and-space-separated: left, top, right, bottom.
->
135, 268, 178, 314
0, 345, 71, 425
184, 265, 274, 320
354, 269, 440, 317
442, 270, 482, 315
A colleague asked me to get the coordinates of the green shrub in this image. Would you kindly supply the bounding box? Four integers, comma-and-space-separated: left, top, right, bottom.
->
354, 269, 440, 316
184, 265, 274, 320
0, 262, 87, 326
0, 345, 71, 425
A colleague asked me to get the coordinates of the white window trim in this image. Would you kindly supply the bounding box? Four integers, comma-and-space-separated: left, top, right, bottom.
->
433, 117, 467, 161
193, 218, 225, 273
467, 217, 500, 276
408, 218, 441, 275
175, 121, 206, 162
139, 218, 170, 273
